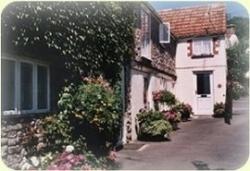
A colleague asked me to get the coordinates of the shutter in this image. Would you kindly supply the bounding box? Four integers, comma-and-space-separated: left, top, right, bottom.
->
159, 24, 163, 42
187, 39, 193, 56
213, 37, 219, 55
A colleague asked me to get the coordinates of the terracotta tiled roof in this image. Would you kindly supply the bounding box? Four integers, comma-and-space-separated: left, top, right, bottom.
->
158, 3, 226, 39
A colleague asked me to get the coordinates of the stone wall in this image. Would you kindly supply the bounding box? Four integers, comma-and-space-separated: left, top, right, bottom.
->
1, 116, 45, 169
133, 7, 176, 78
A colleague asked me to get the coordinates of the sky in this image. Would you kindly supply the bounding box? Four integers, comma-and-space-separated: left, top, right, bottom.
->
149, 1, 249, 18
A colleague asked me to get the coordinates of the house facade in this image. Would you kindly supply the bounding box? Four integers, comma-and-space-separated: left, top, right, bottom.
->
122, 3, 177, 142
1, 2, 177, 166
159, 3, 227, 115
1, 2, 228, 167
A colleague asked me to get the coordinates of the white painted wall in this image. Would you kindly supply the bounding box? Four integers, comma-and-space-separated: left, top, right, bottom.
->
130, 69, 145, 140
129, 68, 174, 140
174, 36, 227, 115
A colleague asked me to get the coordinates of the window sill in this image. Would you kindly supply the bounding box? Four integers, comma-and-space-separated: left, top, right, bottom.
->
141, 56, 152, 61
191, 54, 214, 59
3, 109, 50, 116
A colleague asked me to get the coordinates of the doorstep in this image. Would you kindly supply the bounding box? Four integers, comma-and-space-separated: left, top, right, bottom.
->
123, 142, 146, 150
191, 115, 213, 119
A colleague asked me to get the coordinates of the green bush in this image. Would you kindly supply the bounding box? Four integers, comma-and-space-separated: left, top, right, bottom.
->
172, 103, 193, 121
137, 110, 172, 139
153, 90, 176, 107
213, 102, 225, 118
140, 120, 172, 137
232, 81, 245, 100
162, 110, 181, 130
44, 76, 121, 154
42, 114, 76, 152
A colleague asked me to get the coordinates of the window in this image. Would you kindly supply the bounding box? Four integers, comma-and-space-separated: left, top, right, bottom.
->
143, 77, 149, 106
141, 8, 151, 59
37, 65, 48, 109
1, 57, 50, 115
1, 60, 15, 111
196, 73, 211, 95
159, 22, 170, 44
193, 39, 212, 56
21, 62, 33, 110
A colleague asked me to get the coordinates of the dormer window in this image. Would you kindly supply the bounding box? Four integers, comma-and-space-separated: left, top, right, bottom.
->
159, 22, 170, 44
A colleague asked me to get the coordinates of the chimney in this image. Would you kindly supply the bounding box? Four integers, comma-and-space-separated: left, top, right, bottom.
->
225, 24, 239, 49
226, 24, 236, 38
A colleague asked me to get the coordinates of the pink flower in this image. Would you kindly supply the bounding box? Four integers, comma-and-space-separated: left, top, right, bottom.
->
107, 150, 117, 162
78, 154, 85, 161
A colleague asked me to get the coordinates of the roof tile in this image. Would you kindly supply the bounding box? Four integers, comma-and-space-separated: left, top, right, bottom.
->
159, 3, 226, 38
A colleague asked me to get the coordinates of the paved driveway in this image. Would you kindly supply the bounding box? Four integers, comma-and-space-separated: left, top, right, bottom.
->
118, 97, 249, 170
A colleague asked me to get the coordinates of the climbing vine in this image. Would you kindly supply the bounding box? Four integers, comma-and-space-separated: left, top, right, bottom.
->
2, 1, 136, 83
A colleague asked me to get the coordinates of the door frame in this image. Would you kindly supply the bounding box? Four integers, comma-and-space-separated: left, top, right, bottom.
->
193, 70, 214, 115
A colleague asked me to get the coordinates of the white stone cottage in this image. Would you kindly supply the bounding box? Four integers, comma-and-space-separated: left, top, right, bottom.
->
122, 3, 177, 143
159, 3, 227, 115
122, 3, 228, 143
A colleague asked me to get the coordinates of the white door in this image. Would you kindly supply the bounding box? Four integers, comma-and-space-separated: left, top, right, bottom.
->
194, 72, 214, 115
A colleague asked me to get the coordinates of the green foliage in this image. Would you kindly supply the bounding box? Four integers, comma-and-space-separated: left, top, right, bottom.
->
153, 90, 176, 106
232, 81, 245, 100
227, 45, 249, 83
161, 90, 176, 106
140, 120, 172, 137
226, 17, 249, 100
2, 1, 136, 83
213, 102, 225, 118
171, 103, 193, 120
42, 114, 78, 151
137, 110, 172, 139
228, 17, 249, 47
226, 44, 249, 100
72, 77, 122, 141
48, 76, 121, 153
137, 110, 164, 123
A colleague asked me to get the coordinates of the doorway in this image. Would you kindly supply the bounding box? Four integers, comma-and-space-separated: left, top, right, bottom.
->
194, 71, 214, 115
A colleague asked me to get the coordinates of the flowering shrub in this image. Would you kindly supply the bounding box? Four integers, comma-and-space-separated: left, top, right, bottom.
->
72, 76, 121, 150
47, 151, 86, 170
22, 119, 47, 156
163, 110, 181, 122
43, 76, 121, 155
153, 90, 176, 106
137, 110, 172, 139
213, 102, 225, 118
162, 110, 181, 130
44, 146, 117, 170
172, 103, 193, 121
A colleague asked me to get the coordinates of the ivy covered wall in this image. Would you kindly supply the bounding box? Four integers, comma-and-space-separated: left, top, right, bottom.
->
2, 1, 136, 84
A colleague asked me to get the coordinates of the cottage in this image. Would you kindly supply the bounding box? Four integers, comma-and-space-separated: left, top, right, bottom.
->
122, 2, 176, 142
1, 2, 229, 167
1, 2, 177, 167
159, 3, 227, 115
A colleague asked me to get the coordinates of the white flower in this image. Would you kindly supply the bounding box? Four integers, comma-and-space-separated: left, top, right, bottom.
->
30, 156, 40, 167
21, 163, 32, 170
65, 145, 74, 153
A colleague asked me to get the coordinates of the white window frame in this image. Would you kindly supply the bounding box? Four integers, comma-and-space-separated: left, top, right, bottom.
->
159, 22, 170, 44
1, 56, 50, 115
140, 6, 152, 60
192, 38, 213, 56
